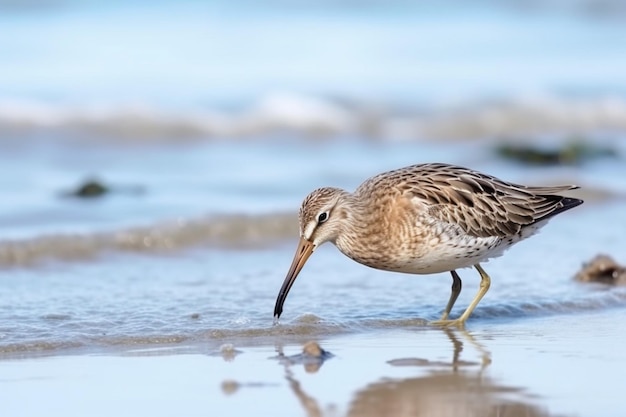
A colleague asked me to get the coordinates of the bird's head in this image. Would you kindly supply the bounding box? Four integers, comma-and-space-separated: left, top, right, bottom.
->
299, 187, 348, 247
273, 187, 349, 320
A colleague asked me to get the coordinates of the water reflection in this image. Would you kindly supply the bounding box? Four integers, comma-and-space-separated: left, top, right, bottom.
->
399, 328, 493, 372
281, 329, 566, 417
274, 341, 334, 374
275, 342, 330, 417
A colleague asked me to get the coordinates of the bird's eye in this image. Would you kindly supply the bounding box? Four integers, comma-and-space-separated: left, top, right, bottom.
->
317, 212, 329, 223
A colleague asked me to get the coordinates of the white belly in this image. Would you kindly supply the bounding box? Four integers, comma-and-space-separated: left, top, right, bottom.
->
363, 234, 508, 275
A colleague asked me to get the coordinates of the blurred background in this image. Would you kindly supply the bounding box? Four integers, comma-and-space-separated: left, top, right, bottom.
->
1, 0, 626, 361
0, 0, 625, 244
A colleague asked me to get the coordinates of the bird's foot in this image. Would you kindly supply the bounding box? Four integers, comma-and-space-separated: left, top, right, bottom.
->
429, 318, 466, 328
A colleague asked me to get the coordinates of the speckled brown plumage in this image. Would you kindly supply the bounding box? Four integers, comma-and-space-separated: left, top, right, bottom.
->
274, 162, 583, 327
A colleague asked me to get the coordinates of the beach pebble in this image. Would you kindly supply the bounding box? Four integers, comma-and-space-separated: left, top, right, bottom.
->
220, 343, 236, 353
575, 254, 626, 285
65, 179, 110, 198
219, 343, 242, 361
272, 341, 333, 373
495, 140, 617, 166
60, 178, 145, 199
302, 341, 326, 358
300, 342, 333, 373
221, 380, 240, 395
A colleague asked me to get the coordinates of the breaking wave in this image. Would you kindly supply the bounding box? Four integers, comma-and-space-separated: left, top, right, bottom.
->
0, 212, 297, 268
2, 94, 626, 141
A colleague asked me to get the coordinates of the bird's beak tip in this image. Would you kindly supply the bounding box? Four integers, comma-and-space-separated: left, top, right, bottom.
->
273, 237, 314, 322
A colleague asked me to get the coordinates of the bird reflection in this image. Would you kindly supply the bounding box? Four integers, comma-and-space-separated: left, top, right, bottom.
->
280, 330, 563, 417
274, 341, 335, 417
274, 341, 333, 374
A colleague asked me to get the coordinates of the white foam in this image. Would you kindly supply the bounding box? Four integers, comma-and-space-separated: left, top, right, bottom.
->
1, 94, 626, 140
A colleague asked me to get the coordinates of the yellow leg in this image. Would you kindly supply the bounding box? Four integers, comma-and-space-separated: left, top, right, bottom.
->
431, 263, 491, 327
440, 270, 462, 320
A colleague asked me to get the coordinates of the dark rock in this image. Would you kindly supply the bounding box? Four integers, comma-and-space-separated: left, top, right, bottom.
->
575, 254, 626, 285
61, 178, 145, 199
71, 179, 109, 197
496, 140, 617, 166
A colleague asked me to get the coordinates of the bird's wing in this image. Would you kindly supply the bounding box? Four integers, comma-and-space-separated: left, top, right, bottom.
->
397, 163, 580, 238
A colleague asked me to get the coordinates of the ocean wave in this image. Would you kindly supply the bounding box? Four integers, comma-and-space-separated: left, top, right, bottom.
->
0, 212, 297, 268
1, 94, 626, 141
2, 289, 626, 356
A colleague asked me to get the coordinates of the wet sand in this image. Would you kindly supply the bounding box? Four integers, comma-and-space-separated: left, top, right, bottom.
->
2, 307, 625, 417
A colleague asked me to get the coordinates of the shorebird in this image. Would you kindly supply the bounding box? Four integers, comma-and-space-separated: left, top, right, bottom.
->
273, 163, 583, 327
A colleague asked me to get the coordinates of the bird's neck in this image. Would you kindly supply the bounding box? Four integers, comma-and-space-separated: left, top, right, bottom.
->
334, 193, 373, 252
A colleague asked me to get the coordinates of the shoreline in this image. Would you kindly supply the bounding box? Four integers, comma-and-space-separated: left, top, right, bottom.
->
2, 311, 626, 417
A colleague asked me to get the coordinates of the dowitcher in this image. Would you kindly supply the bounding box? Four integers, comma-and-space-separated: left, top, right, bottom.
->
273, 163, 583, 327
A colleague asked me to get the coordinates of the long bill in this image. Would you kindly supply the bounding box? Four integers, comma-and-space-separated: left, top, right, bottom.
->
273, 237, 315, 320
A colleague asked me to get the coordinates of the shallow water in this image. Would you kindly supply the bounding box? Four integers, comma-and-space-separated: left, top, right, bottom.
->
3, 313, 626, 417
1, 196, 624, 354
2, 2, 626, 416
0, 135, 625, 352
0, 137, 624, 239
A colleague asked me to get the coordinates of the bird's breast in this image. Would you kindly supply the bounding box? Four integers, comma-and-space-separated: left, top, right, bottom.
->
335, 225, 504, 275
